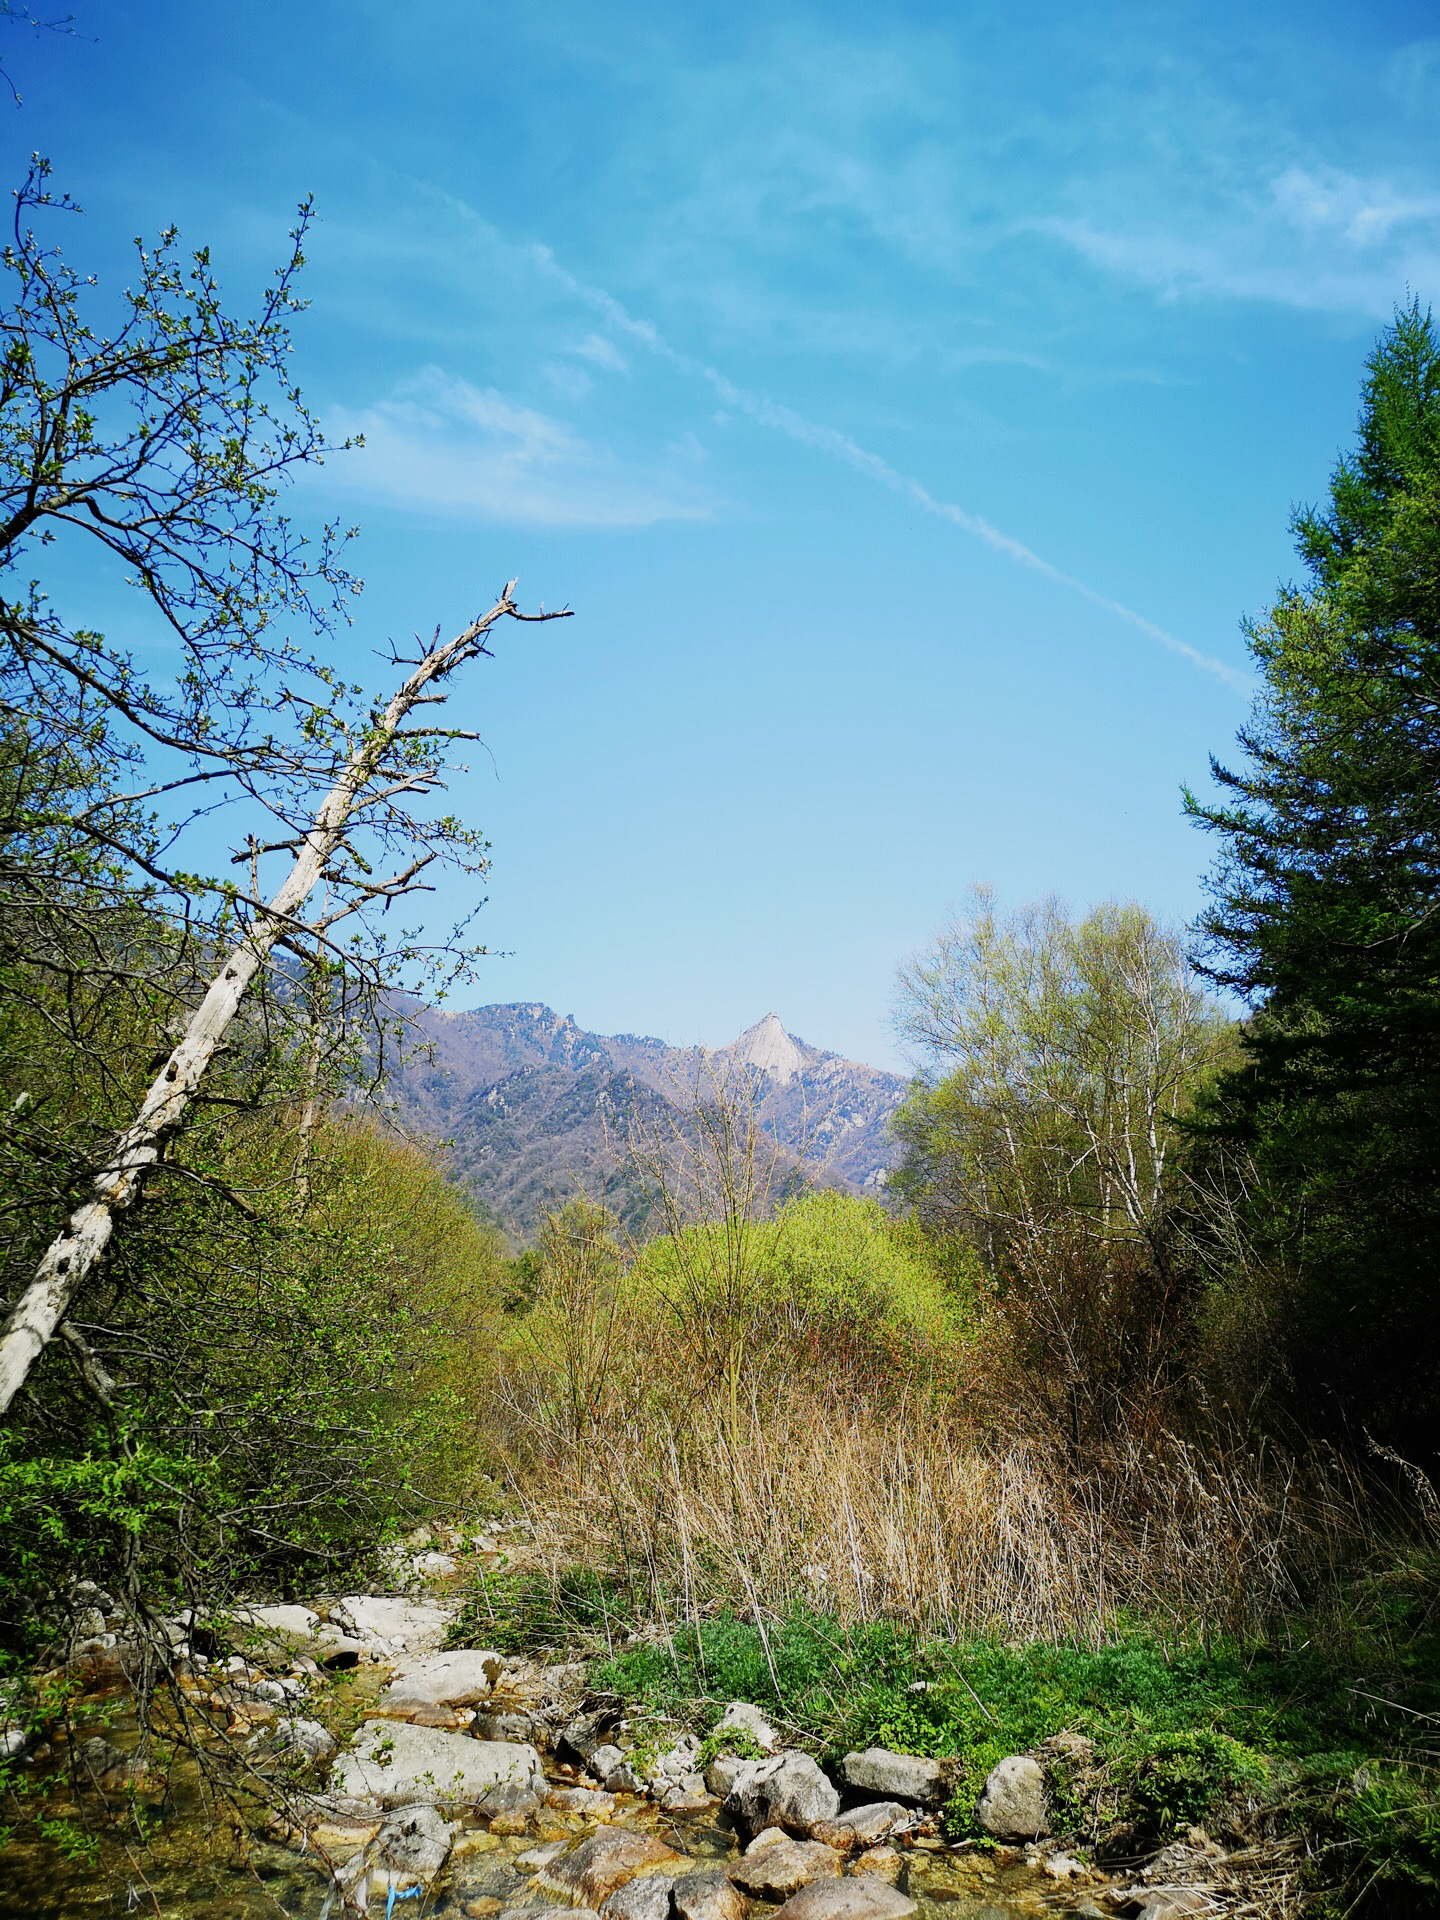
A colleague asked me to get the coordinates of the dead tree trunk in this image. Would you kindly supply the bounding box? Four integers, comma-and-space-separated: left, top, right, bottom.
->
0, 588, 525, 1416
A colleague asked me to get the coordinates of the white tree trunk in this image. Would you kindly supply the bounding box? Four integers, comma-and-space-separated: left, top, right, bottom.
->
0, 594, 514, 1416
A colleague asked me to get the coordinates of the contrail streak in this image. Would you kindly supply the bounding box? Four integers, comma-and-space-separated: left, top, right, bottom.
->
415, 182, 1248, 692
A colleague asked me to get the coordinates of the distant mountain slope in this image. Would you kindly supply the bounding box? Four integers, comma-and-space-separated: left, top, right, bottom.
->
388, 1004, 909, 1245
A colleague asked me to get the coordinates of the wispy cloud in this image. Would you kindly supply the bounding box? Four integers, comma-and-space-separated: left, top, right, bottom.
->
324, 367, 715, 529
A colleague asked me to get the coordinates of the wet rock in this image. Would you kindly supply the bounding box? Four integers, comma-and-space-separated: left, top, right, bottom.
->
772, 1880, 916, 1920
488, 1795, 543, 1834
974, 1755, 1048, 1841
715, 1700, 778, 1752
330, 1721, 544, 1810
547, 1786, 616, 1816
850, 1848, 902, 1884
558, 1707, 620, 1766
517, 1841, 572, 1871
378, 1649, 503, 1724
730, 1834, 845, 1897
600, 1876, 675, 1920
834, 1802, 910, 1845
536, 1824, 684, 1907
672, 1868, 746, 1920
271, 1716, 336, 1763
77, 1735, 136, 1790
839, 1749, 944, 1809
727, 1751, 841, 1835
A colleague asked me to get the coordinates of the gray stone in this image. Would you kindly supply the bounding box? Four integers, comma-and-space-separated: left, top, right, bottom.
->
335, 1595, 452, 1652
772, 1881, 916, 1920
840, 1749, 944, 1809
600, 1877, 674, 1920
604, 1759, 650, 1794
474, 1710, 539, 1744
727, 1750, 840, 1835
715, 1699, 778, 1753
835, 1802, 910, 1844
377, 1649, 503, 1724
517, 1841, 572, 1871
559, 1708, 619, 1766
672, 1868, 746, 1920
547, 1786, 616, 1816
369, 1803, 455, 1882
974, 1754, 1048, 1841
705, 1753, 753, 1798
272, 1717, 336, 1763
329, 1721, 544, 1810
536, 1825, 684, 1907
589, 1742, 624, 1780
730, 1835, 844, 1897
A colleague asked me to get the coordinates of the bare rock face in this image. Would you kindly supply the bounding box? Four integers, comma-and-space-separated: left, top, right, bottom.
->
330, 1722, 544, 1810
974, 1755, 1048, 1841
729, 1833, 844, 1898
772, 1880, 917, 1920
671, 1868, 747, 1920
839, 1749, 944, 1810
726, 1752, 841, 1835
535, 1826, 683, 1908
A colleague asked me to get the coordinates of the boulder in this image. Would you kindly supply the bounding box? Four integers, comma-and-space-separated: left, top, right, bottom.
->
600, 1878, 674, 1920
588, 1742, 624, 1781
335, 1595, 452, 1652
834, 1802, 910, 1845
730, 1834, 844, 1897
974, 1754, 1048, 1841
474, 1710, 540, 1744
772, 1882, 916, 1920
604, 1759, 650, 1795
558, 1707, 620, 1766
535, 1825, 684, 1907
839, 1749, 944, 1809
377, 1650, 503, 1724
715, 1700, 778, 1753
672, 1868, 746, 1920
727, 1751, 840, 1835
272, 1717, 336, 1763
368, 1803, 455, 1882
329, 1721, 544, 1810
704, 1753, 753, 1799
547, 1786, 616, 1816
851, 1848, 902, 1884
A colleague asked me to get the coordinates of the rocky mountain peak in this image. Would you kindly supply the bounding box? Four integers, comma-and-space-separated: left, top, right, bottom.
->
730, 1011, 804, 1084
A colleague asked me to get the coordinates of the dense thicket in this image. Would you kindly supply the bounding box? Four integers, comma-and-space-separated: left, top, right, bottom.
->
1188, 302, 1440, 1451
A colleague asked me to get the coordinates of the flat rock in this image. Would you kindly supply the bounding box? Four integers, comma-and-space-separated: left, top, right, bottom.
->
974, 1754, 1048, 1841
330, 1722, 544, 1810
835, 1802, 910, 1845
672, 1868, 747, 1920
840, 1750, 944, 1810
731, 1835, 845, 1897
728, 1751, 841, 1835
378, 1650, 504, 1724
600, 1878, 675, 1920
772, 1881, 917, 1920
336, 1595, 452, 1652
536, 1825, 684, 1907
547, 1786, 616, 1815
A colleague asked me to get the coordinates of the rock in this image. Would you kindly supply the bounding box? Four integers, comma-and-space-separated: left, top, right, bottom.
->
974, 1755, 1048, 1841
705, 1753, 753, 1798
727, 1751, 841, 1835
335, 1595, 452, 1652
1133, 1898, 1211, 1920
839, 1750, 944, 1810
272, 1717, 336, 1763
369, 1803, 455, 1882
850, 1848, 902, 1883
77, 1735, 134, 1789
658, 1734, 701, 1778
536, 1825, 684, 1907
0, 1727, 28, 1761
834, 1802, 910, 1845
517, 1841, 572, 1871
547, 1786, 616, 1816
329, 1722, 544, 1810
600, 1877, 675, 1920
558, 1708, 619, 1766
1042, 1851, 1086, 1879
604, 1759, 650, 1795
715, 1699, 778, 1753
413, 1550, 459, 1577
671, 1868, 747, 1920
772, 1880, 916, 1920
236, 1604, 321, 1642
730, 1834, 844, 1897
660, 1787, 715, 1813
488, 1797, 542, 1834
475, 1710, 540, 1744
808, 1821, 858, 1854
377, 1650, 503, 1724
588, 1742, 624, 1780
502, 1909, 601, 1920
315, 1633, 369, 1670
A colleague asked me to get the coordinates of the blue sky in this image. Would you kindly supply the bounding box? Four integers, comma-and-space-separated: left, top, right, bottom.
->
11, 1, 1439, 1068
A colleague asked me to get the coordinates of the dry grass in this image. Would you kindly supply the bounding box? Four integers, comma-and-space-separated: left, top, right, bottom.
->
489, 1356, 1378, 1647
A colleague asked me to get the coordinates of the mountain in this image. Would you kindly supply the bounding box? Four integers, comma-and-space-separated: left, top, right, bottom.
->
386, 1003, 910, 1245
